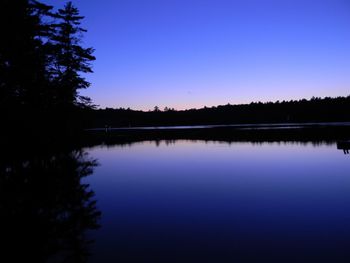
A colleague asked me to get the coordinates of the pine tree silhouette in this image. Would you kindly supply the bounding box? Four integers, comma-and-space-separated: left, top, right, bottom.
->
50, 1, 95, 109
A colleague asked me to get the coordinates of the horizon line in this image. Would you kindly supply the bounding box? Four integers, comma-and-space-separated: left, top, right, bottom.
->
94, 94, 350, 112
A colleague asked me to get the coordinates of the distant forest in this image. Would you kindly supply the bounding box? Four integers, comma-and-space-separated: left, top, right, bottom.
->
85, 96, 350, 128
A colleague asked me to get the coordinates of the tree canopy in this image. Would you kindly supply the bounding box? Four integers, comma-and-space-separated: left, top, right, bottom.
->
0, 0, 95, 111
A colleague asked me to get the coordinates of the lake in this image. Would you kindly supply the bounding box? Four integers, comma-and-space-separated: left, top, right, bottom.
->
1, 139, 350, 262
84, 140, 350, 263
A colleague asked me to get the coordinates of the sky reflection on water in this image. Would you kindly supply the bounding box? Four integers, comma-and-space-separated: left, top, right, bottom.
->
85, 140, 350, 263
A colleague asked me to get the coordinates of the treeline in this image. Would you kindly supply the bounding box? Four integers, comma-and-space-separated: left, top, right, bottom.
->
0, 1, 94, 135
85, 96, 350, 127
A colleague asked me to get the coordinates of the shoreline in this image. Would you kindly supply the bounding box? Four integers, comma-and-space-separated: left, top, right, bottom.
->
86, 121, 350, 131
84, 123, 350, 147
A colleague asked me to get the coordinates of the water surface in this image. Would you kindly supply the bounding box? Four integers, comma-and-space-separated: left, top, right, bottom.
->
83, 140, 350, 262
87, 121, 350, 131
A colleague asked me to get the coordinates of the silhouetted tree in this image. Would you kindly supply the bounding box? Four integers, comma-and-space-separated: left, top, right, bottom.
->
1, 1, 96, 136
50, 1, 95, 109
0, 0, 52, 109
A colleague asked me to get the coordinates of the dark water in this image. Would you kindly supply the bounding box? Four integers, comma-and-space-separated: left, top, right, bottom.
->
1, 140, 350, 262
87, 121, 350, 131
84, 140, 350, 263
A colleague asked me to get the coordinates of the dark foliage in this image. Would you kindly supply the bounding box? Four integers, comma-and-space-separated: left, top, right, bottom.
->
85, 96, 350, 128
0, 0, 53, 109
0, 1, 95, 136
50, 2, 95, 108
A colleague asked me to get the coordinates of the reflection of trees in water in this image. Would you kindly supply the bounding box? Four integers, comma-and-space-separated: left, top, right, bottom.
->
0, 149, 100, 262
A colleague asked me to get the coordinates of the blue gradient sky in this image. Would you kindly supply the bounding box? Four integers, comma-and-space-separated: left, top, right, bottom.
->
44, 0, 350, 110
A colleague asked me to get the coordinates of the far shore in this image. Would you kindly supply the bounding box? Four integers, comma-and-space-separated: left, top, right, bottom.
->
83, 121, 350, 147
86, 121, 350, 132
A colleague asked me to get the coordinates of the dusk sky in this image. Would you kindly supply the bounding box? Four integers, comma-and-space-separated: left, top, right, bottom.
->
44, 0, 350, 110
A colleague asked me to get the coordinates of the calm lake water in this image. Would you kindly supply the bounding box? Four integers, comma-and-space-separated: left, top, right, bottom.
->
2, 139, 350, 262
82, 140, 350, 263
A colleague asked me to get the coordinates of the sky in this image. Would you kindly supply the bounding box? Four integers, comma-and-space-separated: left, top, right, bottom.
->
44, 0, 350, 110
